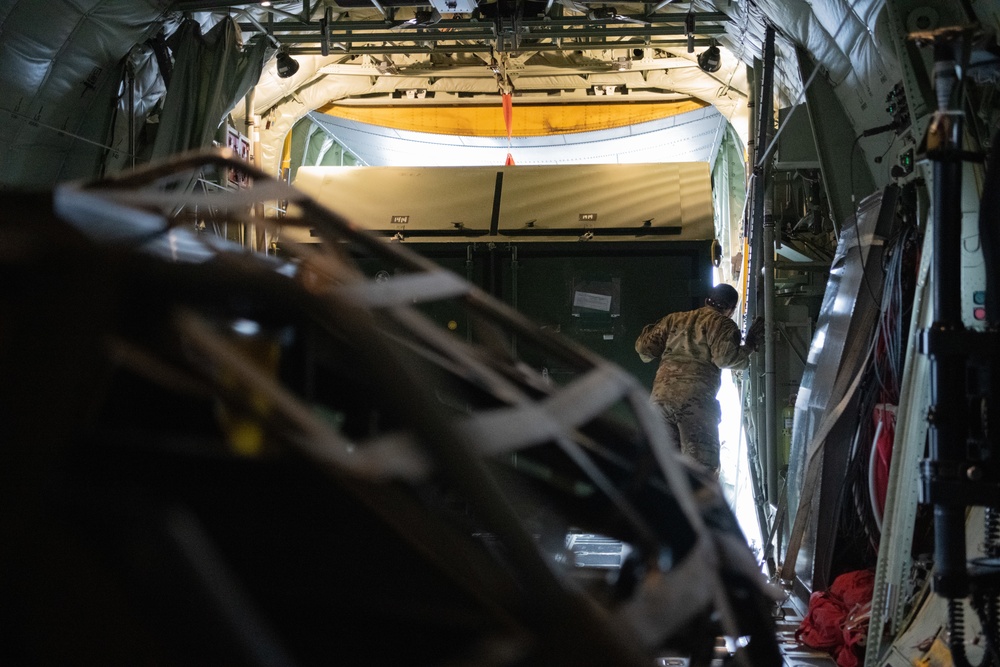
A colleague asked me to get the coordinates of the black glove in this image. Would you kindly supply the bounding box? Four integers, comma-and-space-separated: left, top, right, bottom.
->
744, 317, 764, 351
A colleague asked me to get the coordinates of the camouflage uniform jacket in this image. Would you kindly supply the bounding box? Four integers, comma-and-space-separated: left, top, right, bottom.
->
635, 305, 753, 408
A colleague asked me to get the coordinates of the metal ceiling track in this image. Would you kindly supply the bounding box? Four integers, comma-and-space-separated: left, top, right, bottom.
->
285, 37, 718, 55
267, 24, 727, 42
234, 12, 729, 32
229, 11, 728, 53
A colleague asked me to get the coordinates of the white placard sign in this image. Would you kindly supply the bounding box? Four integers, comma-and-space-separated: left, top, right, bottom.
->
573, 291, 613, 312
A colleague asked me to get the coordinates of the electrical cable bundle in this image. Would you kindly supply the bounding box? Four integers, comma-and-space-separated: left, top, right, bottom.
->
841, 216, 919, 560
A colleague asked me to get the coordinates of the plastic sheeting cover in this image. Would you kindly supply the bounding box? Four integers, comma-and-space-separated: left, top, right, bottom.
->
151, 17, 268, 159
300, 105, 728, 167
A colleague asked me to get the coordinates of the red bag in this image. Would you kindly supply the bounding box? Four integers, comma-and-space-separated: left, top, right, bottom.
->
796, 570, 875, 667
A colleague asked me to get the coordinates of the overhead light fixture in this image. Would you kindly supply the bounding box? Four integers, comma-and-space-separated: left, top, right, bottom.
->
276, 48, 300, 78
698, 45, 722, 72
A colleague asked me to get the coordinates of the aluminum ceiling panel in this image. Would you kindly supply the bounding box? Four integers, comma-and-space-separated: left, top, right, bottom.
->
294, 164, 500, 233
293, 161, 714, 241
498, 162, 713, 239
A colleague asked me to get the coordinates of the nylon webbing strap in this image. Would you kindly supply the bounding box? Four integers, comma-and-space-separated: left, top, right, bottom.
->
103, 177, 302, 209
457, 366, 631, 455
335, 270, 470, 308
54, 178, 302, 244
543, 365, 632, 427
779, 345, 872, 582
613, 534, 717, 646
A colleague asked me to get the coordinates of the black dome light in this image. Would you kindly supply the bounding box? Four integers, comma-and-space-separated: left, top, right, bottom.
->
276, 49, 300, 78
697, 45, 722, 73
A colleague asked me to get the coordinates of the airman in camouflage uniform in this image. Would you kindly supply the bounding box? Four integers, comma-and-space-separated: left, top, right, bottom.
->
635, 284, 763, 474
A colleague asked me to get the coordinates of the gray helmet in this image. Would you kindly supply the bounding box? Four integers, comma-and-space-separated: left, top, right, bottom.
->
707, 284, 739, 311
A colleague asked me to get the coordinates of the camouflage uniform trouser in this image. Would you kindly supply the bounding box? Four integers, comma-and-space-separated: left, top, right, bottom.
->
651, 393, 722, 473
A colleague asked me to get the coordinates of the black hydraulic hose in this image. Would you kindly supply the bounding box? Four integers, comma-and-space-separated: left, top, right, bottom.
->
979, 128, 1000, 325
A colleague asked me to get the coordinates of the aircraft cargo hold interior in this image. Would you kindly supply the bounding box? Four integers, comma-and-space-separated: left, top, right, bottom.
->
0, 1, 999, 666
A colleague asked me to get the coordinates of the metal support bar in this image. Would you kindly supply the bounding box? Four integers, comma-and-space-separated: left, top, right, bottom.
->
239, 11, 282, 49
245, 88, 258, 252
743, 27, 776, 566
749, 31, 773, 324
763, 195, 778, 507
759, 28, 778, 509
773, 260, 832, 271
925, 111, 968, 601
796, 44, 875, 231
748, 26, 775, 505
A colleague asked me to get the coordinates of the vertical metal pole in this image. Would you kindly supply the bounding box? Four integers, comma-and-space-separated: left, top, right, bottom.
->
763, 188, 778, 503
753, 26, 775, 237
245, 88, 258, 252
751, 26, 776, 501
923, 37, 968, 601
743, 58, 764, 245
746, 61, 759, 204
740, 40, 774, 565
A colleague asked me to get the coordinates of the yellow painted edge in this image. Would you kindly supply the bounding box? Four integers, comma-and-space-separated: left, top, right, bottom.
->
316, 100, 708, 137
281, 131, 293, 173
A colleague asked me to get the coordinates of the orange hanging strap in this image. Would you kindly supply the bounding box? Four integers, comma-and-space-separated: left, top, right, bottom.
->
502, 93, 513, 138
502, 93, 515, 165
